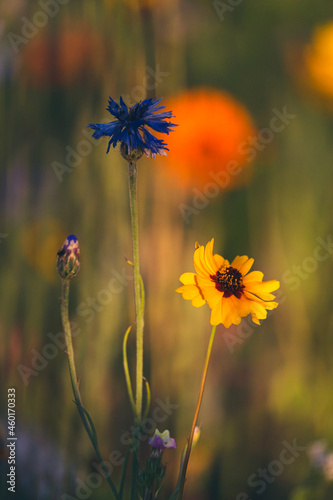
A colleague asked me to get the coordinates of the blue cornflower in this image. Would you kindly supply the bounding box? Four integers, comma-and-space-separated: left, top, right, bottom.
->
88, 96, 177, 158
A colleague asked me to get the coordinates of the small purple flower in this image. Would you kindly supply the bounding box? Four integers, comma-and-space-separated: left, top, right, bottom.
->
307, 440, 327, 468
148, 429, 177, 450
88, 97, 177, 158
56, 235, 80, 280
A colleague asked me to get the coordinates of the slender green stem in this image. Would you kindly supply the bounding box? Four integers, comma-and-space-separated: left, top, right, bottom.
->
177, 325, 217, 500
119, 447, 131, 499
60, 279, 120, 500
128, 161, 145, 423
130, 438, 139, 500
123, 324, 137, 416
61, 280, 82, 405
142, 377, 151, 421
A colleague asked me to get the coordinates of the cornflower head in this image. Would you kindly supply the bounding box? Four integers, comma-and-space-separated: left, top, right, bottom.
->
176, 239, 280, 328
88, 96, 177, 160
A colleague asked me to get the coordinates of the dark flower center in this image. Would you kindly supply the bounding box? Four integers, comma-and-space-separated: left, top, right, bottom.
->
210, 266, 244, 298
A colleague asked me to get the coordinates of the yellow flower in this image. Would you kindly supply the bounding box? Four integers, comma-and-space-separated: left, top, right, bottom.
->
176, 239, 280, 328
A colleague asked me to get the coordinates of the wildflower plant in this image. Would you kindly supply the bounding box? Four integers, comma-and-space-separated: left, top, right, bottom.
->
57, 96, 280, 499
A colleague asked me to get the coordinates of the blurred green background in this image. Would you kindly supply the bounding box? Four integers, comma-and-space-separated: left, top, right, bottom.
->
2, 1, 333, 498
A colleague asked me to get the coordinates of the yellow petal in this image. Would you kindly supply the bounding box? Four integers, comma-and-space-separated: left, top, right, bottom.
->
247, 300, 267, 320
204, 239, 219, 275
263, 300, 279, 310
202, 285, 223, 308
228, 297, 243, 325
230, 255, 249, 270
175, 284, 206, 307
238, 257, 254, 276
251, 314, 261, 325
232, 295, 253, 317
243, 270, 264, 283
193, 245, 209, 277
175, 284, 197, 298
214, 253, 228, 270
192, 293, 206, 308
179, 272, 196, 285
210, 298, 223, 325
244, 288, 277, 302
245, 280, 280, 295
197, 275, 216, 289
220, 298, 240, 328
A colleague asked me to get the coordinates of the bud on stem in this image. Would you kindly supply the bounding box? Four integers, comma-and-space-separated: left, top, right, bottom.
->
57, 234, 80, 280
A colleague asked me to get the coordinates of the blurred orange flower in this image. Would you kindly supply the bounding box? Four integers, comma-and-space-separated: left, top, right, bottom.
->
304, 21, 333, 99
159, 88, 256, 191
20, 22, 105, 88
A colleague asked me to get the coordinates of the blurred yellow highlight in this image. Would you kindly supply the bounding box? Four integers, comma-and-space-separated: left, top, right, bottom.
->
305, 21, 333, 99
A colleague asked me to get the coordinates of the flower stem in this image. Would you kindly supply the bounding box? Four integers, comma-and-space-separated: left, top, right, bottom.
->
128, 160, 144, 423
177, 324, 217, 500
60, 279, 120, 500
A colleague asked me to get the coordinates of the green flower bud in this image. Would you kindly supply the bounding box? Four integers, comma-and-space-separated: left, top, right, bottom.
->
120, 142, 144, 162
57, 234, 80, 280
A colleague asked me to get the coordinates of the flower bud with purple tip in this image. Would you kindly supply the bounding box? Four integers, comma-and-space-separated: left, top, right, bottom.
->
57, 235, 80, 280
137, 429, 176, 496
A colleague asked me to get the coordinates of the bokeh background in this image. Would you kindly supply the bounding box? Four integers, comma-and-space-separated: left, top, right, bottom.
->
2, 1, 333, 499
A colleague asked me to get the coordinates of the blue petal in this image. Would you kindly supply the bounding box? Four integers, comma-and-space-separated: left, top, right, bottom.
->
88, 121, 121, 138
107, 98, 125, 120
144, 119, 175, 134
141, 127, 169, 154
119, 96, 129, 115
